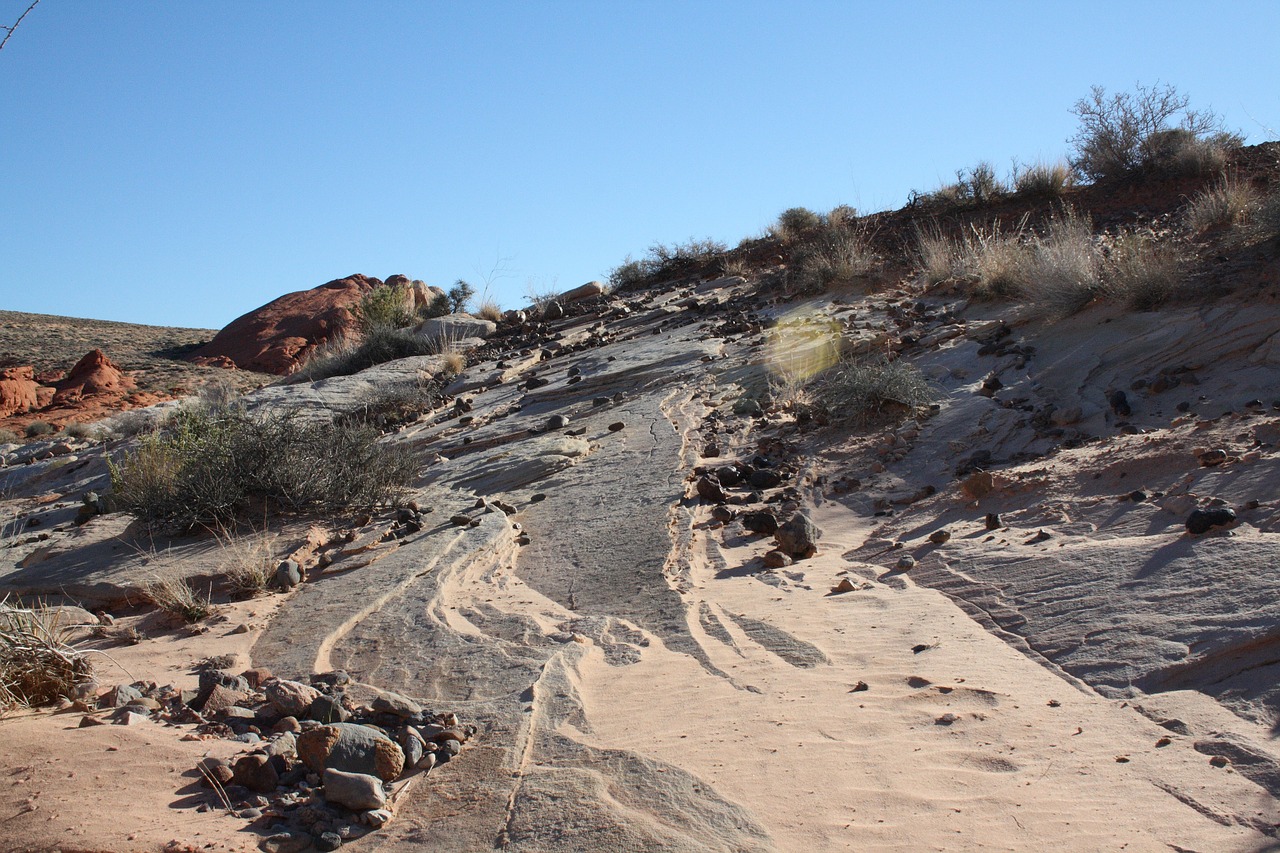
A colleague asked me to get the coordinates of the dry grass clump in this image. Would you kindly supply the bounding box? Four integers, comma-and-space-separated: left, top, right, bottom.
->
0, 427, 20, 444
0, 597, 94, 710
61, 422, 95, 441
216, 528, 278, 598
476, 300, 503, 323
145, 573, 213, 623
817, 358, 932, 426
342, 379, 437, 432
109, 407, 417, 531
1101, 230, 1186, 310
1013, 161, 1075, 198
1183, 175, 1259, 232
1020, 211, 1103, 317
915, 220, 1028, 298
917, 211, 1104, 317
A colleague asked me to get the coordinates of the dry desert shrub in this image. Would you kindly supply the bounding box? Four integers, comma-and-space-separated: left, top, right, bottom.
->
24, 421, 54, 438
109, 407, 416, 531
772, 207, 824, 243
608, 237, 726, 290
817, 357, 932, 426
0, 597, 94, 710
1068, 82, 1241, 181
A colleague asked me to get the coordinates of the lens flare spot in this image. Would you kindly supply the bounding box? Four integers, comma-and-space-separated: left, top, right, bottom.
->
766, 310, 840, 383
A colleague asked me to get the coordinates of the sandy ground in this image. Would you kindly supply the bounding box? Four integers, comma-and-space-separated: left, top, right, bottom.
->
0, 597, 286, 853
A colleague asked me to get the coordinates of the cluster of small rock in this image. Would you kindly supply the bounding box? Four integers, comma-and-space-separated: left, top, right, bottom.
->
692, 447, 822, 567
83, 666, 470, 849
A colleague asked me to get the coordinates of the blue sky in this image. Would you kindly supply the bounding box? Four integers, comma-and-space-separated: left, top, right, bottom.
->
2, 1, 1277, 329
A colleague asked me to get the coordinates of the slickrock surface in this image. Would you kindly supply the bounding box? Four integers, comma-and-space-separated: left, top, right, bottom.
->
3, 271, 1280, 851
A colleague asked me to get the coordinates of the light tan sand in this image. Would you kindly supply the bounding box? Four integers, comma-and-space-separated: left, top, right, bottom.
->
574, 501, 1277, 851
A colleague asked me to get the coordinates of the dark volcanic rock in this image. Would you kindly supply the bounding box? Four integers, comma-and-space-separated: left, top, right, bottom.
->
1186, 507, 1236, 535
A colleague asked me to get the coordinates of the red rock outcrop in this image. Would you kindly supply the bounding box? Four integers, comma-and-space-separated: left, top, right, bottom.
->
52, 350, 135, 405
0, 366, 41, 417
188, 274, 385, 375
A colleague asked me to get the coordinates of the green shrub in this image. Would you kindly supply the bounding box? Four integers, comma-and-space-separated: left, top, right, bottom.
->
817, 358, 932, 426
1068, 83, 1240, 181
109, 407, 416, 531
774, 207, 823, 242
24, 421, 54, 438
447, 280, 475, 314
608, 257, 650, 290
301, 325, 438, 381
356, 285, 416, 332
420, 292, 451, 319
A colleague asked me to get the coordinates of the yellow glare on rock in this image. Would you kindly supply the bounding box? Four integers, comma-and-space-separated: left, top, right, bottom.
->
766, 310, 840, 383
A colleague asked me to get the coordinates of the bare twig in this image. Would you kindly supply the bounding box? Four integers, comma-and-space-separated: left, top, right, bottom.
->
0, 1, 41, 52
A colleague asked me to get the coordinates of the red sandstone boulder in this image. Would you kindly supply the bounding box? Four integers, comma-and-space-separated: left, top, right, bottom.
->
52, 350, 135, 405
188, 274, 385, 375
0, 366, 41, 417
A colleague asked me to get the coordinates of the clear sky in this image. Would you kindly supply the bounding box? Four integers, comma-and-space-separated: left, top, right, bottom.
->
2, 1, 1277, 329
